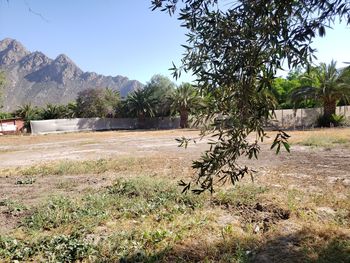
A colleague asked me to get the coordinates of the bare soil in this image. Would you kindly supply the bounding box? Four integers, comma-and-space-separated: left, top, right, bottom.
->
0, 130, 207, 167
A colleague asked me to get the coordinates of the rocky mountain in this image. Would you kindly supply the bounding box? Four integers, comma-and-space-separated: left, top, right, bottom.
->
0, 38, 143, 111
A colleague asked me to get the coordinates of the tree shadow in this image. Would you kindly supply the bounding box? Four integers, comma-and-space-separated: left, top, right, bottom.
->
31, 117, 180, 134
301, 108, 322, 129
142, 117, 180, 129
76, 117, 180, 131
121, 227, 350, 263
76, 118, 137, 131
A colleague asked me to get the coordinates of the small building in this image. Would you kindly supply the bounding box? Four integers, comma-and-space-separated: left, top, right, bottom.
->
0, 118, 25, 135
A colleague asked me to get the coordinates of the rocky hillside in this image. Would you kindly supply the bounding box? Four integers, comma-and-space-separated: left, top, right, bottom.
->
0, 38, 143, 111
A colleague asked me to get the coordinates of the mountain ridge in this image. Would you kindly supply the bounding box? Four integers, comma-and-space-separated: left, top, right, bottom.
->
0, 38, 143, 112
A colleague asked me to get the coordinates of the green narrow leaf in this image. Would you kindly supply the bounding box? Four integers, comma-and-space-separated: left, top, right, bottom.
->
276, 144, 281, 154
282, 142, 290, 153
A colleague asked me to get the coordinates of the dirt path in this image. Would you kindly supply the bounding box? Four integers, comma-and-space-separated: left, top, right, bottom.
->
0, 130, 208, 167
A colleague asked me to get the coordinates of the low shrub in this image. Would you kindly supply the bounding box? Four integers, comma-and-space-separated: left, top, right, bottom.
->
317, 114, 346, 127
0, 233, 95, 262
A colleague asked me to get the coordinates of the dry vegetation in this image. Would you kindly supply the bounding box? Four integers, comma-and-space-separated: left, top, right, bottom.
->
0, 128, 349, 262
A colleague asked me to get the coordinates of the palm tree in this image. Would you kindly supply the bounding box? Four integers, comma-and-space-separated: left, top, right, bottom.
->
170, 83, 201, 128
14, 103, 41, 132
65, 102, 78, 118
126, 89, 157, 127
291, 60, 350, 126
41, 104, 62, 119
104, 88, 121, 117
15, 104, 39, 119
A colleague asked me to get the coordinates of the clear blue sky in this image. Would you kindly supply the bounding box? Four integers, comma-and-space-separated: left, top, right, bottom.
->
1, 0, 349, 84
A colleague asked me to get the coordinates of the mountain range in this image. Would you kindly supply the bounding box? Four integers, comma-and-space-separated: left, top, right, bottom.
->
0, 38, 143, 112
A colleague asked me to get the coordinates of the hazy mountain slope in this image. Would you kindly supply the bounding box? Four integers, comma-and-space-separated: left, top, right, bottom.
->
0, 38, 143, 111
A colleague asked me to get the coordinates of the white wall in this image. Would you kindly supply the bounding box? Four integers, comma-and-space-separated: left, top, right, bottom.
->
269, 106, 350, 129
30, 117, 180, 135
0, 123, 16, 132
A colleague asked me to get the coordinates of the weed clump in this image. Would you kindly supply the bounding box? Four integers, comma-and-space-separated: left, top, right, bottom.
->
0, 233, 95, 262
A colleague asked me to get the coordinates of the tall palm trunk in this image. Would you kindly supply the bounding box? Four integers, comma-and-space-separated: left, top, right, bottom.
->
180, 109, 189, 128
138, 112, 146, 129
323, 99, 336, 126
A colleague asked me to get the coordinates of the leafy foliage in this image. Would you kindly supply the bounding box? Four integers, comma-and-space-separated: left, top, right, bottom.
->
75, 88, 120, 118
40, 104, 70, 120
152, 0, 350, 192
330, 113, 346, 126
104, 87, 122, 116
144, 74, 176, 117
0, 234, 95, 262
291, 60, 350, 126
271, 68, 318, 109
318, 113, 347, 127
0, 112, 12, 119
126, 89, 157, 120
170, 83, 202, 128
270, 130, 291, 154
14, 103, 41, 131
64, 102, 78, 118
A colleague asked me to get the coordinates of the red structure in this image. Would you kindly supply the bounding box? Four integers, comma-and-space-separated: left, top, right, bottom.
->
0, 118, 25, 135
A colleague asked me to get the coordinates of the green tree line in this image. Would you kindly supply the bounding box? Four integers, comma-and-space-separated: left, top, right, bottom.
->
0, 74, 202, 130
271, 61, 350, 126
1, 62, 349, 130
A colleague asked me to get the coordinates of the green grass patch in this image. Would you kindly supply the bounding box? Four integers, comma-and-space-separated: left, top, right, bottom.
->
24, 177, 202, 232
213, 184, 268, 207
1, 176, 349, 262
19, 158, 114, 176
1, 177, 208, 262
6, 157, 162, 177
0, 233, 96, 262
298, 135, 348, 147
299, 228, 350, 263
0, 199, 27, 215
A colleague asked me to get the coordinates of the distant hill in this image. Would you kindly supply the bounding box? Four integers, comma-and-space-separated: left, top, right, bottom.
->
0, 38, 143, 112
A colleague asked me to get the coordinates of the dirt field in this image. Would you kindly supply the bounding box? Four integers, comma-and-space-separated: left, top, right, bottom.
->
1, 129, 349, 186
0, 128, 349, 262
0, 130, 206, 167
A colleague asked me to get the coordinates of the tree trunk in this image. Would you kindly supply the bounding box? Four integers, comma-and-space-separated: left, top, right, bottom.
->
138, 112, 146, 129
323, 100, 336, 127
180, 109, 189, 128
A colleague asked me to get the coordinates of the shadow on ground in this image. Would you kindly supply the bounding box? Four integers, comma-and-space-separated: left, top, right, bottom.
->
121, 227, 350, 263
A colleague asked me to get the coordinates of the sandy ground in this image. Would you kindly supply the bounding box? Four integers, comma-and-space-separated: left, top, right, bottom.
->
0, 130, 207, 167
1, 128, 349, 183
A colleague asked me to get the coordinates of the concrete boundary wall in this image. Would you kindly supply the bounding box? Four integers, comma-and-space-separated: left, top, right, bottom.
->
269, 106, 350, 129
30, 105, 350, 134
30, 117, 180, 135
